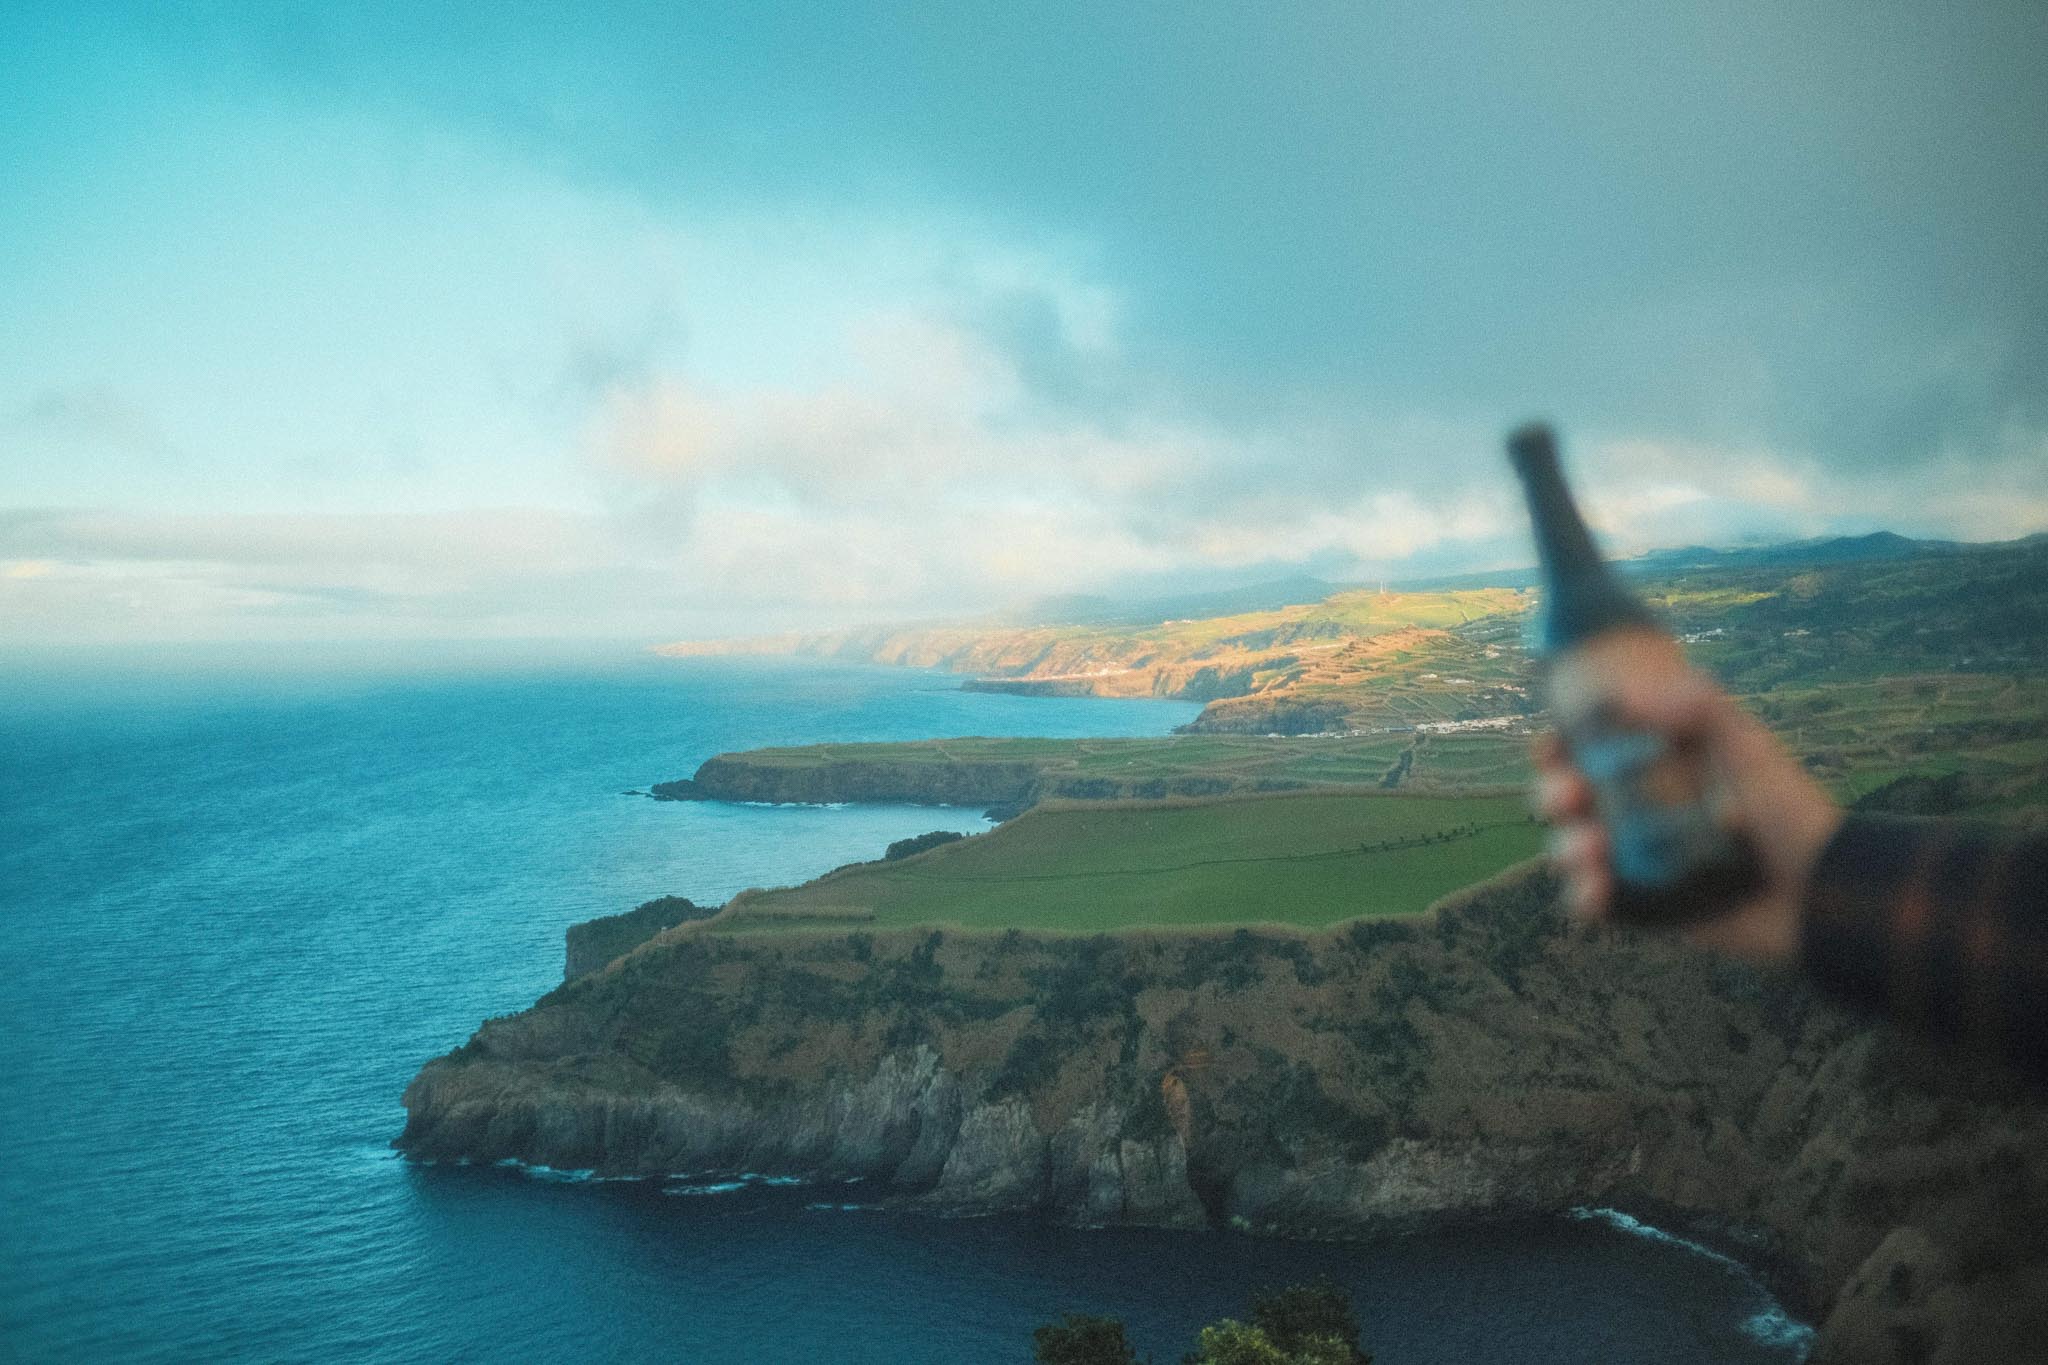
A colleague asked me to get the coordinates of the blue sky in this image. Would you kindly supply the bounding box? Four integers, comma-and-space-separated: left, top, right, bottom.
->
3, 2, 2044, 645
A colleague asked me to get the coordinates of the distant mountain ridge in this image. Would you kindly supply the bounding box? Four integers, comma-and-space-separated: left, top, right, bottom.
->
665, 531, 1999, 646
1390, 529, 1979, 592
1627, 529, 1957, 572
653, 531, 2044, 734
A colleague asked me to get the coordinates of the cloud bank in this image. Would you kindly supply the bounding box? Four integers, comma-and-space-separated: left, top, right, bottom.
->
2, 2, 2044, 646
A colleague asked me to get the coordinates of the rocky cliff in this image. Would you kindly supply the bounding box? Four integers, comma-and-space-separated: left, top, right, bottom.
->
653, 752, 1296, 811
400, 866, 2048, 1362
564, 896, 715, 983
653, 755, 1041, 807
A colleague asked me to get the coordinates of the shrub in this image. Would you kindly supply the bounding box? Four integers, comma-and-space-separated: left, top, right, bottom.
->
884, 830, 968, 861
1033, 1314, 1138, 1365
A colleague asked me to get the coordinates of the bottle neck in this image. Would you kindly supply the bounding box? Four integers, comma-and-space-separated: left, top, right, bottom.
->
1510, 434, 1655, 653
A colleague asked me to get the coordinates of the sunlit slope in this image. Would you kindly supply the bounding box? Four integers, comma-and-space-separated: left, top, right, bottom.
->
716, 791, 1543, 933
656, 586, 1533, 728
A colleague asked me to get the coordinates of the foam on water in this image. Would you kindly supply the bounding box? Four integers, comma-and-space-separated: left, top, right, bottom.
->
1744, 1306, 1819, 1352
1567, 1206, 1744, 1272
498, 1161, 634, 1184
664, 1181, 753, 1197
1570, 1208, 1815, 1353
663, 1172, 818, 1196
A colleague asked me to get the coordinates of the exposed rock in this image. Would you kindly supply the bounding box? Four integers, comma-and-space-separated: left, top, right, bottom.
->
648, 778, 703, 801
678, 754, 1041, 807
657, 752, 1310, 810
564, 896, 715, 982
930, 1098, 1045, 1209
961, 678, 1109, 699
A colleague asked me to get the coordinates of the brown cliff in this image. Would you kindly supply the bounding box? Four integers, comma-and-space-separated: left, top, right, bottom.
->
401, 865, 2048, 1361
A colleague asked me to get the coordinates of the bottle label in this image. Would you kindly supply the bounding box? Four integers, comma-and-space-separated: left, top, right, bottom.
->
1572, 725, 1742, 889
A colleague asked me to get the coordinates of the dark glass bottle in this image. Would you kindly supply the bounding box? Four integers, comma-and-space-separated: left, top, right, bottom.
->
1507, 422, 1760, 925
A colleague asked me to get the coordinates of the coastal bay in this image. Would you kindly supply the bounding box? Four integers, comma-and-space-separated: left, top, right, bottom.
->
2, 657, 1806, 1363
407, 542, 2048, 1361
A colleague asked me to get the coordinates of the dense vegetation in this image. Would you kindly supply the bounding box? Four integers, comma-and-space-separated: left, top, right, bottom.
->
1034, 1278, 1372, 1365
883, 830, 968, 861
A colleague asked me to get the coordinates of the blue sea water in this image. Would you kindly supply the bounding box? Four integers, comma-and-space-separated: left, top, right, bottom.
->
0, 656, 1812, 1363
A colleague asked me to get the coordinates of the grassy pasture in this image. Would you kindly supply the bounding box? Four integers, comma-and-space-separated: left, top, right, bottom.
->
716, 791, 1543, 934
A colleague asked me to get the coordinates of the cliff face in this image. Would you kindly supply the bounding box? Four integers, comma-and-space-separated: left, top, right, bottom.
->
655, 754, 1297, 810
401, 868, 2048, 1362
656, 756, 1041, 807
564, 896, 714, 983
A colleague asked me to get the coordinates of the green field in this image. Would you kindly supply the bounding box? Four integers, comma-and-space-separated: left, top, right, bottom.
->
717, 791, 1543, 933
671, 540, 2047, 940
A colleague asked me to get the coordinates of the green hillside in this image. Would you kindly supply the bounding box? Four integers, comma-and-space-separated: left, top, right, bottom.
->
716, 791, 1542, 933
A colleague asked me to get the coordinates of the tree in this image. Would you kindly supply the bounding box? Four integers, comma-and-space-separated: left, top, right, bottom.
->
1182, 1320, 1356, 1365
1184, 1320, 1287, 1365
1034, 1313, 1140, 1365
1036, 1279, 1371, 1365
1250, 1276, 1371, 1364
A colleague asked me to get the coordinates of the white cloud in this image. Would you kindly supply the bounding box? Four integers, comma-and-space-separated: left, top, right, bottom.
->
5, 71, 2044, 648
581, 328, 1327, 611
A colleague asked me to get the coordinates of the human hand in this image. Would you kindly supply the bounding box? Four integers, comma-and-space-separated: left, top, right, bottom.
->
1531, 664, 1842, 965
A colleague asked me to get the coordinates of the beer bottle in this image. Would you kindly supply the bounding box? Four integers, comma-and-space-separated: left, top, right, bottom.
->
1507, 421, 1760, 925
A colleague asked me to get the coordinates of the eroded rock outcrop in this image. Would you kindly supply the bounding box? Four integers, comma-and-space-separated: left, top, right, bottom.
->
564, 896, 715, 982
400, 866, 2048, 1360
652, 753, 1303, 810
653, 755, 1041, 807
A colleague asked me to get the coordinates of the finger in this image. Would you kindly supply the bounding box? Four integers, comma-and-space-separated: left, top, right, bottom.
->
1547, 822, 1605, 872
1566, 861, 1613, 923
1534, 768, 1595, 823
1530, 731, 1597, 822
1548, 823, 1613, 921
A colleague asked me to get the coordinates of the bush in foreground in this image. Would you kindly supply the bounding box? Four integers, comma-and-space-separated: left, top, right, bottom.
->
1033, 1314, 1138, 1365
1033, 1279, 1370, 1365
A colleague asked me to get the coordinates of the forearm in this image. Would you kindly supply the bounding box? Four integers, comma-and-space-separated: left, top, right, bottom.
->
1801, 815, 2048, 1079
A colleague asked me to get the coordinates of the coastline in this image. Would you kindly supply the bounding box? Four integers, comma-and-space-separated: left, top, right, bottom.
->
399, 656, 2048, 1361
398, 862, 1939, 1325
400, 849, 2048, 1357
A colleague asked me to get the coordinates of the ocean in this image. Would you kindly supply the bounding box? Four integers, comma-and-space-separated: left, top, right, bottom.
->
0, 656, 1811, 1363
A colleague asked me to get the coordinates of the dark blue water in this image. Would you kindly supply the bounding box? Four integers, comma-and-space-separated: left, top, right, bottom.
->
0, 657, 1811, 1363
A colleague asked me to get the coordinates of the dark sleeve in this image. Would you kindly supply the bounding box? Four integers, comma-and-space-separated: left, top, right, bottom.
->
1801, 814, 2048, 1079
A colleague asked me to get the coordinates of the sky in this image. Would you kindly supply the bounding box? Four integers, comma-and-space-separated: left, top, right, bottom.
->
3, 1, 2045, 648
